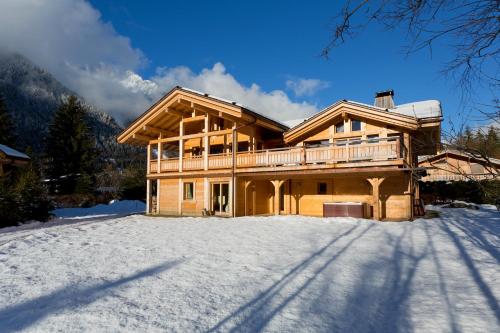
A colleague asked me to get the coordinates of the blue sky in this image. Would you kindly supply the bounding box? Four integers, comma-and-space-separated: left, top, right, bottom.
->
0, 0, 495, 131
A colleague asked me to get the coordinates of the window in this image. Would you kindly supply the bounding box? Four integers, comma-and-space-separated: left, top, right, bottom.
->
305, 140, 330, 147
335, 121, 344, 133
317, 182, 327, 195
367, 134, 379, 143
210, 144, 224, 154
335, 139, 347, 146
387, 133, 401, 142
351, 119, 361, 131
350, 137, 362, 145
183, 182, 194, 200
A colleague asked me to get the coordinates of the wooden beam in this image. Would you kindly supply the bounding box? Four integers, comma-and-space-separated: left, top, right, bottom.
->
165, 107, 184, 117
143, 125, 176, 137
151, 129, 233, 143
183, 115, 205, 123
133, 133, 155, 142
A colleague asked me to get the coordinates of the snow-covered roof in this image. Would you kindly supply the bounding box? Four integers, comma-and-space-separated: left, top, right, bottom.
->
390, 100, 442, 119
282, 118, 307, 128
0, 144, 30, 160
419, 149, 500, 166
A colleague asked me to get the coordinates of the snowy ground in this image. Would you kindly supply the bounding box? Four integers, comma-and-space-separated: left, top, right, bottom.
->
0, 206, 498, 332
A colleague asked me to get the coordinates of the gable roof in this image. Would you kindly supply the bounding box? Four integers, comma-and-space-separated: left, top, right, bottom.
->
0, 144, 30, 161
284, 100, 432, 144
117, 86, 289, 145
418, 150, 500, 167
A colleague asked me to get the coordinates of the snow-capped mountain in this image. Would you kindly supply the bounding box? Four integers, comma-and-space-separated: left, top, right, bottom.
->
0, 50, 122, 153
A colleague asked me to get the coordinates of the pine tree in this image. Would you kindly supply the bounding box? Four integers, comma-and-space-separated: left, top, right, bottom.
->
15, 166, 53, 222
0, 95, 15, 146
45, 95, 97, 194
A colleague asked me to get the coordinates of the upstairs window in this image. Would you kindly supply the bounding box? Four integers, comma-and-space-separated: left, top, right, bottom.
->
335, 121, 344, 133
367, 134, 379, 143
351, 119, 361, 131
350, 137, 362, 145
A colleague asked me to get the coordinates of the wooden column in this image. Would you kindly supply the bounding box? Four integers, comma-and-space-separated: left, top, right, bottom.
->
179, 117, 184, 172
146, 144, 151, 174
178, 178, 183, 215
272, 180, 284, 216
204, 114, 209, 170
157, 133, 162, 174
156, 179, 160, 214
231, 122, 237, 217
146, 179, 151, 214
403, 132, 411, 165
367, 177, 386, 221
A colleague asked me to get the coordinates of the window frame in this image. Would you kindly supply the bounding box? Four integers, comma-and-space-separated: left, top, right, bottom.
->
183, 182, 195, 201
351, 119, 362, 132
317, 182, 327, 195
335, 121, 345, 133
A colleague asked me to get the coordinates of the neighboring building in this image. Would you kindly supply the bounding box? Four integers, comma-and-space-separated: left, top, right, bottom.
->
118, 87, 442, 221
0, 144, 30, 176
419, 150, 500, 182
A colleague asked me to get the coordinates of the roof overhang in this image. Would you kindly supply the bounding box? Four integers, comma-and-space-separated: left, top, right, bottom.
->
418, 150, 500, 167
284, 101, 422, 144
117, 87, 288, 145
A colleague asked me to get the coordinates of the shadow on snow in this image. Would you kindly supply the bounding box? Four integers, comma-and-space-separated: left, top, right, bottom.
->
0, 259, 184, 332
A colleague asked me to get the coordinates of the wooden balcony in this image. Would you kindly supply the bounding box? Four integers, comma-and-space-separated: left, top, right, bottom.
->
149, 138, 405, 174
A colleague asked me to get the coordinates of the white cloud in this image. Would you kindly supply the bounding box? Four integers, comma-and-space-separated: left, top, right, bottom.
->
286, 78, 330, 97
150, 63, 318, 121
0, 0, 319, 123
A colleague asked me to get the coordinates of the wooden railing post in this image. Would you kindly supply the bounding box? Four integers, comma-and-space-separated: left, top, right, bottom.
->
146, 144, 151, 174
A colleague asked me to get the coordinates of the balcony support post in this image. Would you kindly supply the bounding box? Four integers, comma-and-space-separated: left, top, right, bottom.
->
179, 117, 184, 172
146, 143, 151, 174
157, 133, 162, 173
204, 113, 209, 170
367, 177, 386, 221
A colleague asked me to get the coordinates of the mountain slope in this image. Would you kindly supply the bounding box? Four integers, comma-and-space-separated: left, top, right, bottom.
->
0, 50, 122, 153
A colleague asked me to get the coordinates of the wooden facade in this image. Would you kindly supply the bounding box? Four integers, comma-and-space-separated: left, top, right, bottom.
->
419, 150, 499, 182
118, 87, 442, 221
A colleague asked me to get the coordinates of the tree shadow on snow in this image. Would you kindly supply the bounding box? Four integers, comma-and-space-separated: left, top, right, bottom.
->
207, 223, 374, 333
439, 215, 500, 325
314, 224, 433, 333
0, 259, 184, 332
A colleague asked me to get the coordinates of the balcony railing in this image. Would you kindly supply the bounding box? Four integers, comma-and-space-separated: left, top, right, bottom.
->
149, 138, 404, 173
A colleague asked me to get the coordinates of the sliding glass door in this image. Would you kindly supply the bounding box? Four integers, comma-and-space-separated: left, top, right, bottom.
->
211, 183, 230, 215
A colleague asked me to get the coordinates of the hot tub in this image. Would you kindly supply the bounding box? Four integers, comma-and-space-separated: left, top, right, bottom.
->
323, 202, 365, 218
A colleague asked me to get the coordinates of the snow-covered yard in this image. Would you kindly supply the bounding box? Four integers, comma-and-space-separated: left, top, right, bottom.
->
0, 206, 498, 332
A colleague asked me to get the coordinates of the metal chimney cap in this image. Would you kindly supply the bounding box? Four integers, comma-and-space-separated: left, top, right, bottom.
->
375, 90, 394, 98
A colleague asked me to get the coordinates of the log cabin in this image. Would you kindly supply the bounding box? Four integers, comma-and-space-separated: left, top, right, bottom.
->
117, 87, 442, 221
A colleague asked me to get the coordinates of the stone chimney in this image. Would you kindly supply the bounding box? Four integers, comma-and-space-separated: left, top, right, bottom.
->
374, 90, 395, 109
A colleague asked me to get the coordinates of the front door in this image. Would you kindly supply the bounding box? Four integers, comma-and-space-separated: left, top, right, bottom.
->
211, 182, 230, 215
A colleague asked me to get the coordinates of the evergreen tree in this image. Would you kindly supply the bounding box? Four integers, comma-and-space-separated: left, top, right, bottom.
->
45, 95, 97, 194
15, 166, 53, 222
0, 95, 15, 146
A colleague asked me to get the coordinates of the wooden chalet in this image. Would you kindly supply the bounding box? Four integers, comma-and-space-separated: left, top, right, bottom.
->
419, 150, 500, 182
0, 144, 30, 176
118, 87, 442, 221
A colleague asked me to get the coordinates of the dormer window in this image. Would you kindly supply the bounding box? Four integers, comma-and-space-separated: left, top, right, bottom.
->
351, 119, 361, 131
335, 121, 344, 133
